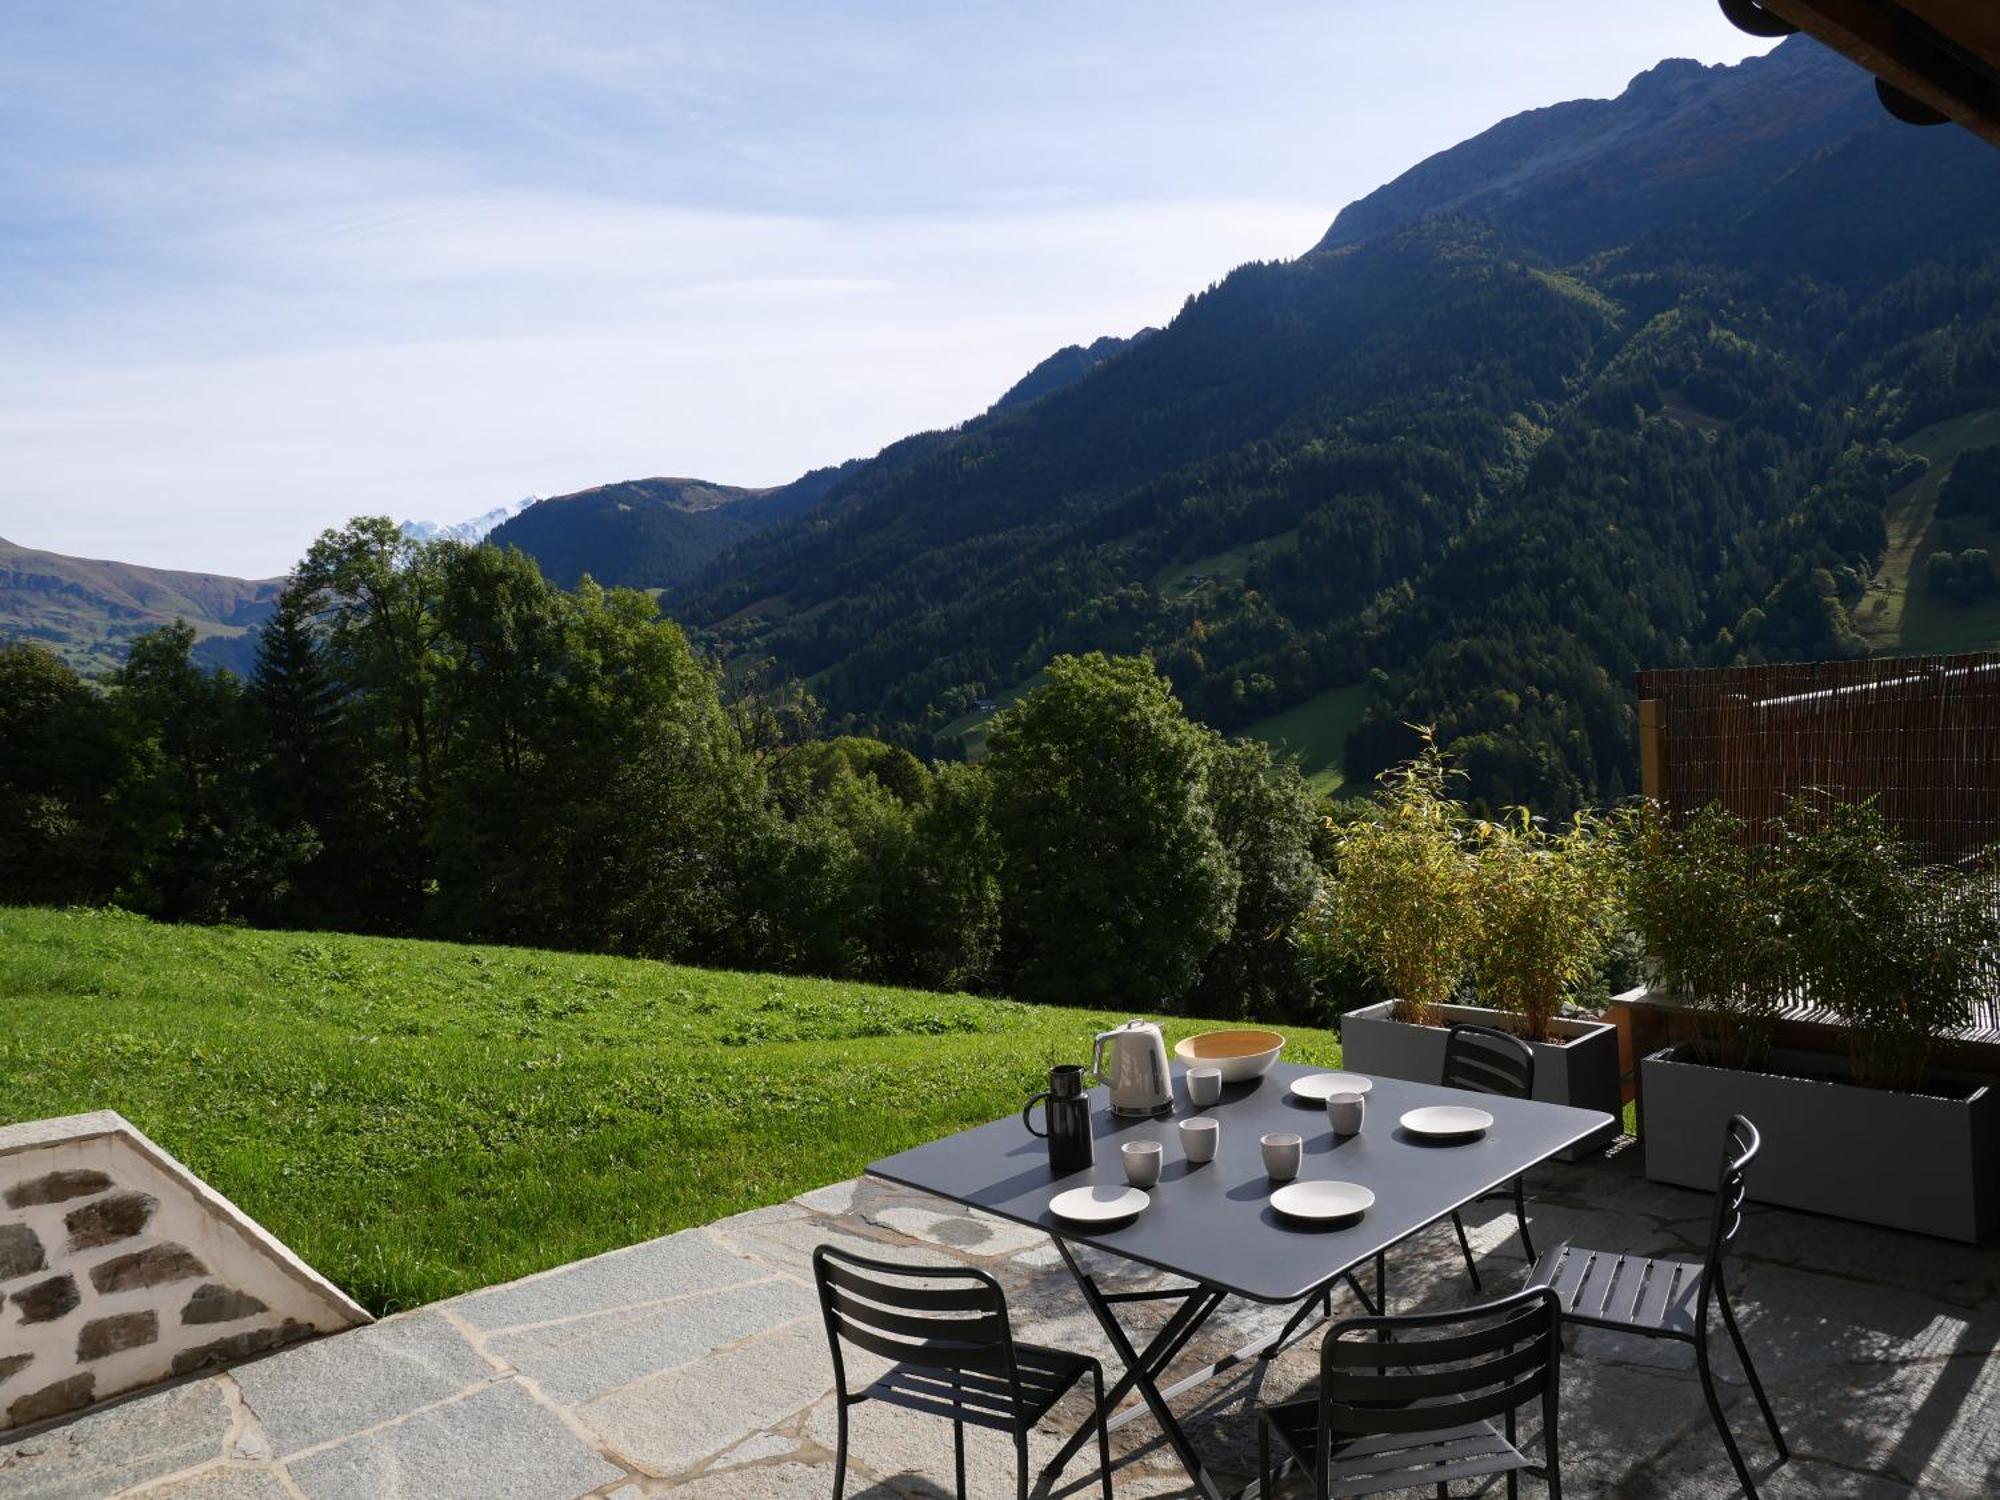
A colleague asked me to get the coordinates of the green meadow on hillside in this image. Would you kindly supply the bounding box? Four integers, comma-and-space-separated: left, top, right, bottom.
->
1857, 406, 2000, 655
1243, 684, 1372, 795
0, 906, 1340, 1315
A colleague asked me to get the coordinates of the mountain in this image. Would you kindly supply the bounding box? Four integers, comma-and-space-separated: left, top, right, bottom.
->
659, 37, 2000, 810
401, 497, 539, 545
0, 537, 284, 677
989, 331, 1156, 414
1315, 45, 1879, 260
486, 467, 850, 591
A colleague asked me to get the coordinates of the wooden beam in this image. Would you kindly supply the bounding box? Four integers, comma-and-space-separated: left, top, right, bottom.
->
1761, 0, 2000, 149
1637, 697, 1664, 803
1897, 0, 2000, 68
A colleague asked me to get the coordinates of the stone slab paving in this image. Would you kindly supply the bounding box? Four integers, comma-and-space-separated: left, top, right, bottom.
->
4, 1140, 1999, 1498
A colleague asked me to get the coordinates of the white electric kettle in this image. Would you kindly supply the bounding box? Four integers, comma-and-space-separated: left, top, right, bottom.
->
1091, 1019, 1174, 1118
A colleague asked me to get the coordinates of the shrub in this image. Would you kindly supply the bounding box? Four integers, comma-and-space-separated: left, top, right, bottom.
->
1626, 801, 1785, 1068
1320, 729, 1476, 1027
1470, 807, 1627, 1043
1771, 796, 1998, 1092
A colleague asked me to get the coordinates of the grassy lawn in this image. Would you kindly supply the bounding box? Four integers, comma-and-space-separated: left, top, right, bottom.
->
1856, 405, 2000, 654
0, 906, 1340, 1316
1242, 683, 1372, 795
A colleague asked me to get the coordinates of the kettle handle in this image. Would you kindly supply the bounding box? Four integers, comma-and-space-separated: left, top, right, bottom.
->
1022, 1091, 1052, 1138
1088, 1027, 1117, 1086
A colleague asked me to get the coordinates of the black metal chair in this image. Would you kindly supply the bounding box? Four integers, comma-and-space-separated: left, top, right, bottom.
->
1526, 1115, 1787, 1498
1441, 1021, 1539, 1290
1258, 1283, 1564, 1498
811, 1243, 1112, 1500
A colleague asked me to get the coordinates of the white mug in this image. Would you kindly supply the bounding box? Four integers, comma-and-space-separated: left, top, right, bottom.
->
1327, 1091, 1365, 1136
1187, 1067, 1223, 1108
1260, 1132, 1302, 1182
1178, 1117, 1219, 1164
1121, 1140, 1163, 1188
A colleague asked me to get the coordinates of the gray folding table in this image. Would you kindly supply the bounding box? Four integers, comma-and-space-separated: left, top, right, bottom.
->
869, 1059, 1613, 1499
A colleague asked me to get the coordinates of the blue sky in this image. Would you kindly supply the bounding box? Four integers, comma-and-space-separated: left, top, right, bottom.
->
0, 2, 1775, 576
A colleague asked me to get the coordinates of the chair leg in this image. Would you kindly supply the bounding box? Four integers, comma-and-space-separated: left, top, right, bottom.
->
1695, 1326, 1761, 1498
1091, 1363, 1112, 1500
1259, 1415, 1272, 1500
954, 1414, 967, 1500
1717, 1280, 1788, 1461
830, 1396, 849, 1500
1015, 1431, 1030, 1500
1451, 1210, 1483, 1292
1513, 1175, 1537, 1261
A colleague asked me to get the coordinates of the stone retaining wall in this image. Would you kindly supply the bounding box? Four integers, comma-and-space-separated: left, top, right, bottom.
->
0, 1111, 369, 1432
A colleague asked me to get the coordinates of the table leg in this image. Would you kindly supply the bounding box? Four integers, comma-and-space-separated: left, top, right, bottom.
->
1046, 1237, 1230, 1500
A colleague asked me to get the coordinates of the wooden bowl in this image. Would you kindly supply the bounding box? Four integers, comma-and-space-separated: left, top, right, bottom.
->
1174, 1028, 1285, 1083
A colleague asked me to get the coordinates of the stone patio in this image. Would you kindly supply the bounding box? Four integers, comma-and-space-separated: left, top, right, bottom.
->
4, 1139, 1998, 1498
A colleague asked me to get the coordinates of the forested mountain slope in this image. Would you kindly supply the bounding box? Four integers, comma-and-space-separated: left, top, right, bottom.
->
672, 37, 2000, 810
486, 467, 851, 590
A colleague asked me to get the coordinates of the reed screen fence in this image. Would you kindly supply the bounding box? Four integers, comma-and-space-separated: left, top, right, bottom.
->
1636, 652, 2000, 1039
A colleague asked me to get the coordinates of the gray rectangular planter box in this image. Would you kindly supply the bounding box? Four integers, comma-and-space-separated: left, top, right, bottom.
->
1339, 1000, 1622, 1160
1640, 1044, 2000, 1243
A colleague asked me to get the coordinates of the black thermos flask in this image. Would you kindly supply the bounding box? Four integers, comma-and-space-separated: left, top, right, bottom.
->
1022, 1064, 1095, 1175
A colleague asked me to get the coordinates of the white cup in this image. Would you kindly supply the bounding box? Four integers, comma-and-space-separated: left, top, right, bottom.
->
1260, 1132, 1302, 1182
1327, 1091, 1366, 1136
1121, 1140, 1163, 1188
1178, 1116, 1219, 1164
1187, 1067, 1223, 1108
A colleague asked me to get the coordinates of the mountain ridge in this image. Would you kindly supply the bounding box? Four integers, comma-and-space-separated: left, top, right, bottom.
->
0, 535, 285, 676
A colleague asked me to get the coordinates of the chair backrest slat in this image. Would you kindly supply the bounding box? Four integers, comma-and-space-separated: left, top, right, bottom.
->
824, 1284, 1009, 1346
1324, 1301, 1546, 1367
1331, 1367, 1554, 1436
828, 1314, 1012, 1373
1327, 1329, 1554, 1405
1441, 1022, 1536, 1100
821, 1257, 996, 1311
1320, 1286, 1562, 1447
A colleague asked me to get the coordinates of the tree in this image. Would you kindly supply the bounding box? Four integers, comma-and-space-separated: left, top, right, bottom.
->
877, 762, 1002, 991
0, 643, 117, 904
108, 624, 309, 923
1186, 737, 1321, 1021
987, 653, 1236, 1009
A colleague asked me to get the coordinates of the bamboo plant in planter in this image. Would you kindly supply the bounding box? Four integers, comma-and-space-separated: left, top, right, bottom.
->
1636, 796, 2000, 1242
1330, 738, 1626, 1156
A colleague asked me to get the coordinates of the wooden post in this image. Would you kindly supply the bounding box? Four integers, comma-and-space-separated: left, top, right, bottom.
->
1637, 697, 1663, 804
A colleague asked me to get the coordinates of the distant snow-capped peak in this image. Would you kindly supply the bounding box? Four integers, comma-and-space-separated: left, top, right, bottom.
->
399, 496, 539, 545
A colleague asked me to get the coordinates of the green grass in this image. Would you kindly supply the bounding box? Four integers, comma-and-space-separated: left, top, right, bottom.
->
1856, 406, 2000, 655
0, 907, 1339, 1315
1152, 544, 1257, 600
1242, 684, 1372, 795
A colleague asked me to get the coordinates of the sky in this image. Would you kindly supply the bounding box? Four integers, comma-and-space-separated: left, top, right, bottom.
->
0, 2, 1777, 577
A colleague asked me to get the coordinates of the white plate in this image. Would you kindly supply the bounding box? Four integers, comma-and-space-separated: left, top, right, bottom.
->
1290, 1071, 1375, 1102
1271, 1180, 1375, 1222
1048, 1185, 1150, 1225
1400, 1105, 1494, 1139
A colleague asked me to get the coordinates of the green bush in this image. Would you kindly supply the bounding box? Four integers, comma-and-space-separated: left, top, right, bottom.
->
1772, 797, 1999, 1092
1319, 729, 1477, 1027
1470, 807, 1627, 1043
1626, 801, 1786, 1068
